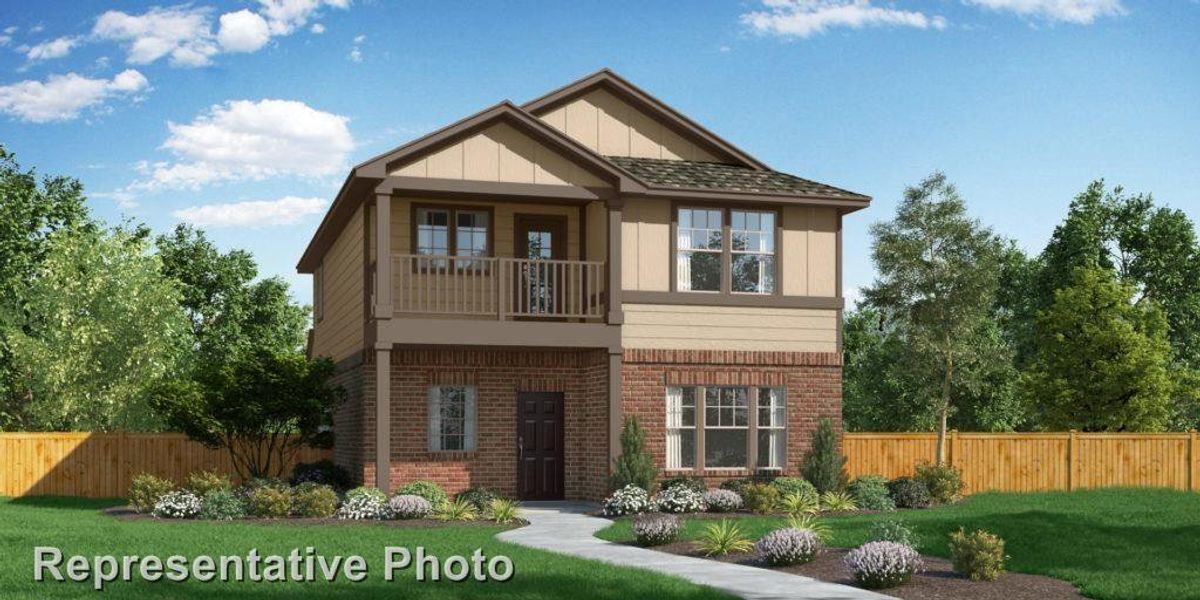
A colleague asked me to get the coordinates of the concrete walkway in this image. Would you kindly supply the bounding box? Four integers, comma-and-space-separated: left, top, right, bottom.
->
496, 502, 893, 600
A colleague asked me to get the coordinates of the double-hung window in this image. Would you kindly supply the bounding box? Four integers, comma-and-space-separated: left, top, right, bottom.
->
414, 206, 491, 268
428, 385, 477, 451
676, 207, 776, 294
665, 385, 786, 472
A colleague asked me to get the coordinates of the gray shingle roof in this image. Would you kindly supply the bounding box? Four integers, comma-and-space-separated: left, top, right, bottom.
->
605, 156, 867, 200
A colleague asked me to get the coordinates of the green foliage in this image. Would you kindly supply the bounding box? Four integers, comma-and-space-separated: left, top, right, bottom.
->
290, 459, 353, 491
455, 487, 500, 511
802, 418, 848, 494
199, 489, 246, 520
741, 483, 780, 514
949, 527, 1007, 581
1021, 266, 1175, 431
697, 519, 754, 556
659, 475, 705, 494
887, 476, 932, 509
292, 482, 339, 518
486, 498, 519, 524
611, 416, 656, 491
434, 498, 477, 522
820, 490, 858, 512
184, 470, 231, 497
128, 473, 175, 513
245, 485, 293, 518
718, 477, 754, 496
869, 518, 922, 549
849, 475, 896, 511
344, 486, 387, 504
786, 514, 832, 542
149, 350, 343, 479
770, 477, 818, 503
779, 492, 820, 517
398, 480, 449, 507
914, 461, 964, 504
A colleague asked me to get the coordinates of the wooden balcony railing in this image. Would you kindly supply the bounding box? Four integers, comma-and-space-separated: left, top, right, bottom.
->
389, 254, 606, 321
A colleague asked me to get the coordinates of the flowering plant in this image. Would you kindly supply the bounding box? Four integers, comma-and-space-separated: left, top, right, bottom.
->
153, 490, 202, 519
756, 527, 822, 566
652, 485, 704, 513
602, 484, 651, 516
844, 541, 924, 589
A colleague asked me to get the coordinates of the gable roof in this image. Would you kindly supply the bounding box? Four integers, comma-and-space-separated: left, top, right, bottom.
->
608, 156, 869, 201
521, 69, 770, 171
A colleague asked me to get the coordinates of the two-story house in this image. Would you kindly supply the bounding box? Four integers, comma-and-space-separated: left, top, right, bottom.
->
298, 70, 869, 500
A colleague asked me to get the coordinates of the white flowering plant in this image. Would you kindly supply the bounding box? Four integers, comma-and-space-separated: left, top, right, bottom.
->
652, 485, 704, 513
602, 484, 651, 517
336, 487, 391, 520
152, 490, 202, 519
844, 540, 924, 589
703, 489, 743, 512
389, 494, 433, 519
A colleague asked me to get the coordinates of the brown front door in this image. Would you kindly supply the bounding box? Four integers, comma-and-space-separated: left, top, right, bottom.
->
517, 391, 565, 500
513, 214, 567, 317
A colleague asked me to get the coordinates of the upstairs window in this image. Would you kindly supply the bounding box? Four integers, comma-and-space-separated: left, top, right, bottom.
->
414, 205, 491, 268
731, 210, 775, 294
676, 207, 776, 294
677, 208, 723, 292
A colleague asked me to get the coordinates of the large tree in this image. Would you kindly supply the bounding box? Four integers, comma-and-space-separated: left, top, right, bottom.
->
1020, 266, 1174, 431
7, 226, 190, 431
863, 172, 1007, 461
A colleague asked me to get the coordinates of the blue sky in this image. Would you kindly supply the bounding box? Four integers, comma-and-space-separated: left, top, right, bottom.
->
1, 0, 1197, 305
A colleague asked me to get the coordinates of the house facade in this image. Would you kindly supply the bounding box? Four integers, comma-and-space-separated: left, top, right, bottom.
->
298, 70, 869, 500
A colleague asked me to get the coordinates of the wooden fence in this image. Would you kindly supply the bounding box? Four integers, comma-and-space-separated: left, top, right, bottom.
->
844, 431, 1200, 494
0, 433, 331, 498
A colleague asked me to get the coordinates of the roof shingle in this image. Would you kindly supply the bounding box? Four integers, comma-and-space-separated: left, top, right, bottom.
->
606, 156, 867, 200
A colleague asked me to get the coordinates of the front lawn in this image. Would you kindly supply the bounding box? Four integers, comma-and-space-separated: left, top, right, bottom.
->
597, 488, 1200, 600
0, 496, 733, 599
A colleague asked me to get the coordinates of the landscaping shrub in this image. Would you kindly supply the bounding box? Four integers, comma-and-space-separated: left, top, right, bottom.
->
434, 498, 477, 521
702, 489, 743, 513
801, 417, 848, 494
756, 527, 822, 566
199, 488, 247, 520
602, 484, 651, 516
741, 483, 780, 514
153, 490, 202, 519
246, 485, 293, 518
240, 477, 289, 496
949, 528, 1007, 581
718, 477, 754, 496
849, 475, 895, 511
290, 460, 353, 490
129, 473, 175, 513
697, 519, 754, 556
820, 490, 858, 512
397, 480, 448, 508
611, 416, 657, 491
292, 482, 339, 518
184, 470, 231, 496
487, 498, 519, 524
786, 514, 831, 542
869, 518, 921, 549
631, 513, 681, 547
887, 476, 932, 509
779, 492, 820, 517
659, 475, 705, 494
652, 485, 704, 513
771, 477, 818, 504
389, 494, 433, 520
844, 541, 924, 589
337, 487, 390, 520
455, 487, 499, 511
915, 461, 965, 504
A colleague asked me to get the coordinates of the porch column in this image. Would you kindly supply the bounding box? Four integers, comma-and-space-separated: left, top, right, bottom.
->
606, 200, 623, 325
373, 191, 393, 318
374, 345, 391, 493
608, 349, 623, 464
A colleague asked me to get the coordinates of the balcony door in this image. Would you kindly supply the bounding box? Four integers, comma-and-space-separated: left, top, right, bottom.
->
513, 214, 566, 316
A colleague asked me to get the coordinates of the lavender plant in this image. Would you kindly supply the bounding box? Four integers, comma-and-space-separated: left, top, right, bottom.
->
388, 494, 433, 519
755, 527, 822, 566
631, 513, 681, 546
702, 489, 743, 512
844, 541, 924, 589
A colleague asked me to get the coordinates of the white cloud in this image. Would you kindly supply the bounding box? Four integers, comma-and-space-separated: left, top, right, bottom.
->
964, 0, 1125, 24
25, 36, 80, 61
742, 0, 947, 39
310, 23, 325, 34
348, 47, 362, 62
256, 0, 350, 35
0, 69, 149, 123
353, 34, 365, 43
217, 9, 271, 52
174, 195, 327, 227
129, 98, 353, 191
92, 5, 218, 67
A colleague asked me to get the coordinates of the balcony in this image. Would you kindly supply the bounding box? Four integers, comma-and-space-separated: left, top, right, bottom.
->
388, 254, 607, 322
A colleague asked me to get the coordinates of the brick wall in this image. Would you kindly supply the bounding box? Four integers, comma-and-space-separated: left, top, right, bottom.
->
622, 348, 842, 488
329, 360, 365, 486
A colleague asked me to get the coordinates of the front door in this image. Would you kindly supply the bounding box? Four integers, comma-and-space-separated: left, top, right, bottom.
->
513, 214, 567, 316
516, 391, 565, 500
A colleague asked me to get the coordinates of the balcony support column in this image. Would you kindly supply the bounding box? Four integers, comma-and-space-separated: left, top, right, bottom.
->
606, 200, 623, 325
373, 191, 393, 318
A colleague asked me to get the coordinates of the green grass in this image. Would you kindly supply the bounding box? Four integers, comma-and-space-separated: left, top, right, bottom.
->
0, 497, 732, 600
598, 488, 1200, 600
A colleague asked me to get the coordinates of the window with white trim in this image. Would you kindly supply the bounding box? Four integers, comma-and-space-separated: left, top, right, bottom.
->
677, 208, 723, 292
665, 386, 786, 471
428, 386, 477, 451
731, 210, 775, 294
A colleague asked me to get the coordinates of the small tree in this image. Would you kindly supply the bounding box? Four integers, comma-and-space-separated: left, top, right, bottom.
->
611, 416, 656, 491
150, 350, 344, 479
802, 418, 848, 494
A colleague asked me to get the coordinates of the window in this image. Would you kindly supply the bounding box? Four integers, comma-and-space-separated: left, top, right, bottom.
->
677, 208, 723, 292
676, 207, 776, 294
428, 386, 477, 451
731, 210, 775, 294
665, 386, 786, 471
414, 206, 491, 268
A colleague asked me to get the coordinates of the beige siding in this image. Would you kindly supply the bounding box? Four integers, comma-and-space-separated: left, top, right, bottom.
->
621, 304, 838, 352
621, 198, 670, 291
391, 122, 608, 188
781, 206, 838, 297
538, 89, 719, 162
312, 205, 364, 361
585, 200, 607, 262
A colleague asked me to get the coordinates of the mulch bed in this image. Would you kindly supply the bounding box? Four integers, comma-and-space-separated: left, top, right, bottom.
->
104, 506, 526, 529
652, 540, 1085, 600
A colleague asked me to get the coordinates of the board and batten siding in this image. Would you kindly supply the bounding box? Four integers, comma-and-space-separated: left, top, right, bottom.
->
621, 304, 838, 352
536, 88, 719, 162
781, 206, 838, 297
621, 198, 671, 291
311, 205, 364, 361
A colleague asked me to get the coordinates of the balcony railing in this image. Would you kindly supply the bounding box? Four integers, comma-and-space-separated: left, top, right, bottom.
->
389, 254, 606, 321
